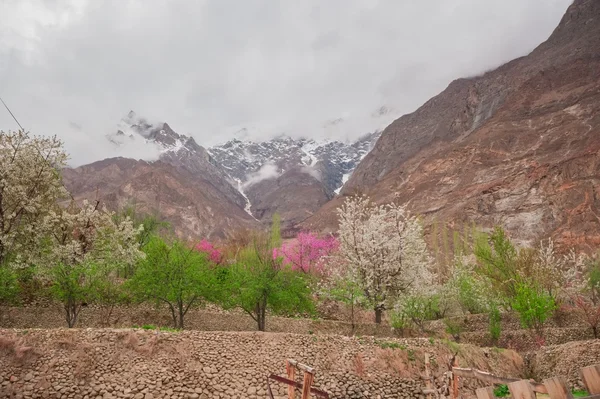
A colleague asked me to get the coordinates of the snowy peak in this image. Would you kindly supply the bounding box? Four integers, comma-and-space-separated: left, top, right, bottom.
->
208, 132, 381, 195
107, 112, 204, 157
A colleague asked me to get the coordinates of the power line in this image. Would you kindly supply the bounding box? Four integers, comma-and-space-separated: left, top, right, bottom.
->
0, 95, 25, 131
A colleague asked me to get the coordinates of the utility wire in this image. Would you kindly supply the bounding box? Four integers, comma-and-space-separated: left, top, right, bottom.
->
0, 95, 25, 131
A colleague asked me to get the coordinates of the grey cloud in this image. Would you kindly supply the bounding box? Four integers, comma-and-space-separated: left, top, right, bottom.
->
0, 0, 572, 166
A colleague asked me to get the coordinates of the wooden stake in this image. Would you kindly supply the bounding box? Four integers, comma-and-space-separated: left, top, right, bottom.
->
287, 360, 296, 399
475, 387, 496, 399
425, 354, 433, 399
453, 357, 459, 399
581, 364, 600, 395
508, 380, 537, 399
544, 376, 574, 399
301, 370, 314, 399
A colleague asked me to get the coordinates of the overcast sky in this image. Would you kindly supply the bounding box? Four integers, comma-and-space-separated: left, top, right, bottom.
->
0, 0, 572, 166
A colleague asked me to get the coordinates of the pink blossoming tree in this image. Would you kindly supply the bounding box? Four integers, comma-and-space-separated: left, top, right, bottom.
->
196, 239, 223, 264
275, 232, 339, 274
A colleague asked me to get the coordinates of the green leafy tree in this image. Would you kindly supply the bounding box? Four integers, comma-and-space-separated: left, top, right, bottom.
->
320, 258, 366, 334
512, 281, 556, 339
489, 303, 502, 344
128, 236, 215, 329
219, 216, 313, 331
474, 227, 519, 302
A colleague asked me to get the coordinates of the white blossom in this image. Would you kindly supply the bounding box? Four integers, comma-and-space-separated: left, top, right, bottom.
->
336, 195, 434, 316
0, 130, 68, 268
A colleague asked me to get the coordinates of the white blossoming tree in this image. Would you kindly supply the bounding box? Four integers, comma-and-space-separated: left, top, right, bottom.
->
41, 200, 144, 327
0, 130, 68, 305
336, 195, 433, 324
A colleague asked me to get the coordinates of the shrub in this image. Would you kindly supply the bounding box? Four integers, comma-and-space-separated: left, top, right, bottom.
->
489, 304, 502, 344
444, 318, 463, 342
394, 294, 444, 332
512, 281, 556, 339
494, 384, 509, 397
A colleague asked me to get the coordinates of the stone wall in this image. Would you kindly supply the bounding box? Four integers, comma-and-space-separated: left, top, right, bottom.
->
527, 339, 600, 389
0, 329, 524, 399
425, 310, 584, 334
0, 305, 397, 338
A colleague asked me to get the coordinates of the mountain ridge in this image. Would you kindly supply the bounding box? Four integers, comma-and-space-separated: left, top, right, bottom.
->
302, 0, 600, 250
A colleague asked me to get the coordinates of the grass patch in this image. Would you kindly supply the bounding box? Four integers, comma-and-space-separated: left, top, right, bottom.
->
572, 390, 589, 398
376, 339, 407, 350
442, 339, 461, 354
132, 324, 180, 333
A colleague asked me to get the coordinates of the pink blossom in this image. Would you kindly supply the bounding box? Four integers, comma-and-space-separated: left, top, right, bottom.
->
277, 232, 339, 274
196, 239, 223, 264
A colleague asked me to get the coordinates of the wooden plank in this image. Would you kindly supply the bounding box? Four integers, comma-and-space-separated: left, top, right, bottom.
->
581, 365, 600, 395
452, 367, 547, 394
508, 380, 537, 399
301, 371, 314, 399
268, 375, 329, 398
287, 360, 296, 399
476, 387, 496, 399
544, 376, 574, 399
288, 359, 315, 374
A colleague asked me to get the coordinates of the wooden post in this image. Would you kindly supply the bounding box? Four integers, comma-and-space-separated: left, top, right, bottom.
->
301, 370, 314, 399
425, 354, 433, 399
287, 360, 296, 399
508, 380, 537, 399
476, 387, 496, 399
581, 365, 600, 395
544, 376, 574, 399
452, 357, 459, 399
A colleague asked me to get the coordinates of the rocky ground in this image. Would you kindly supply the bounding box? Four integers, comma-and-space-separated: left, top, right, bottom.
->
0, 329, 523, 399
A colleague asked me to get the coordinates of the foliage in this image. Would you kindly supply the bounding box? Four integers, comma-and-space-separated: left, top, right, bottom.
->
512, 281, 556, 337
446, 255, 492, 314
136, 324, 179, 332
275, 232, 338, 274
128, 236, 214, 329
494, 384, 510, 398
474, 227, 520, 302
572, 390, 589, 398
318, 256, 366, 333
114, 205, 169, 249
563, 257, 600, 337
0, 266, 18, 305
376, 340, 406, 350
218, 215, 314, 331
393, 294, 445, 332
337, 195, 433, 323
489, 303, 502, 344
41, 200, 143, 327
444, 318, 464, 341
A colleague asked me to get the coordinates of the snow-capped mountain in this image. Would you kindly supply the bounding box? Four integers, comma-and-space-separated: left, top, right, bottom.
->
102, 111, 381, 230
207, 132, 381, 195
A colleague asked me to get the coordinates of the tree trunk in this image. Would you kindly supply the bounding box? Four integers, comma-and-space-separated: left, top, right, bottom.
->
65, 298, 81, 328
178, 301, 185, 330
168, 302, 178, 329
375, 307, 383, 324
350, 297, 355, 335
256, 295, 267, 332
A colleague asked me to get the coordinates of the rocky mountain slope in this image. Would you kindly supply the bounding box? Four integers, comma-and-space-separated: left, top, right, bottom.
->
62, 157, 258, 239
208, 132, 380, 229
303, 0, 600, 250
65, 112, 380, 237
